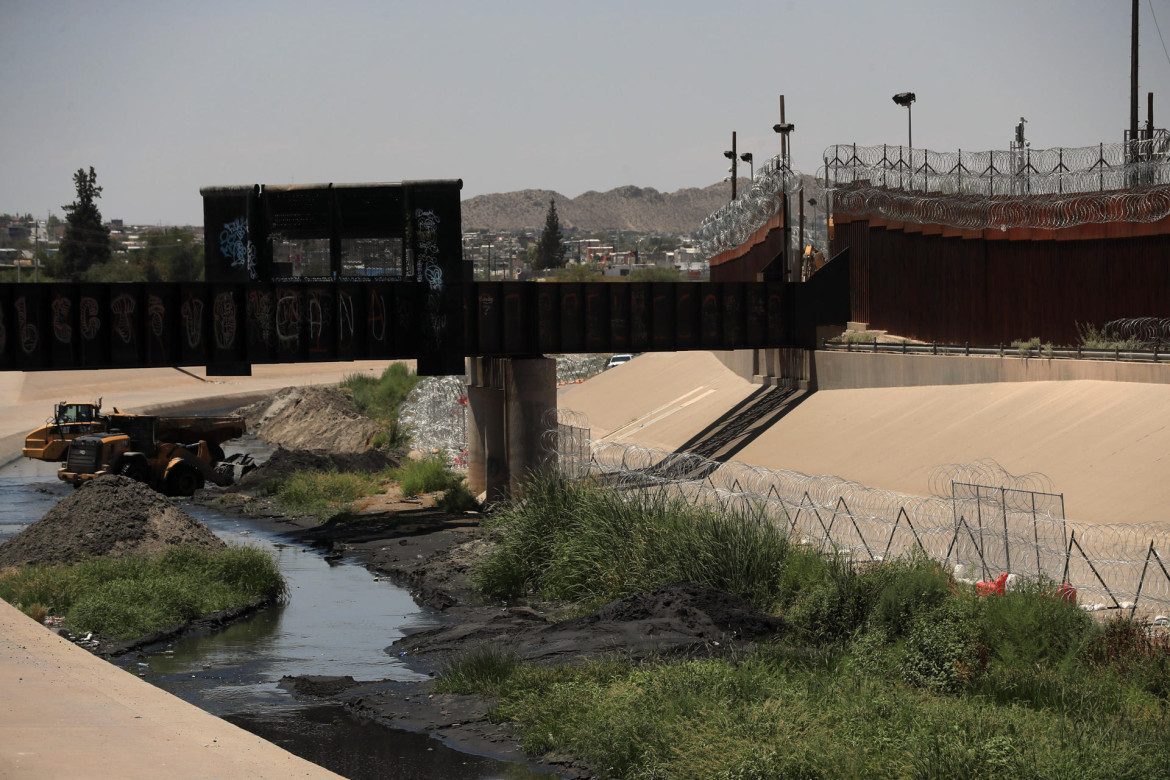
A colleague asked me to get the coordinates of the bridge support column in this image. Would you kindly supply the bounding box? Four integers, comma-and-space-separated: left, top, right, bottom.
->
504, 357, 557, 495
466, 359, 509, 503
466, 356, 556, 501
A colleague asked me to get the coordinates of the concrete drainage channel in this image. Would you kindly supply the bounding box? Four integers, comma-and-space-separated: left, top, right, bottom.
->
0, 456, 553, 780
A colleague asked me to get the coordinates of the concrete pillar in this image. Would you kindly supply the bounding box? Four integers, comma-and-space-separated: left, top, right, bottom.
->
503, 357, 557, 495
466, 358, 509, 503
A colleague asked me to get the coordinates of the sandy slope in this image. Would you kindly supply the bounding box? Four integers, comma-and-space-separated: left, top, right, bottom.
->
559, 352, 1170, 525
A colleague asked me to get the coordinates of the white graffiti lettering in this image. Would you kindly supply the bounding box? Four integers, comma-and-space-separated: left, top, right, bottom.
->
15, 296, 39, 355
213, 292, 237, 349
110, 294, 136, 345
51, 295, 72, 343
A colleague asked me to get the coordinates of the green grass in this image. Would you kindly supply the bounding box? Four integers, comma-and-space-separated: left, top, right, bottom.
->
391, 456, 463, 497
265, 469, 386, 521
450, 476, 1170, 778
472, 472, 793, 611
0, 545, 285, 639
340, 362, 420, 449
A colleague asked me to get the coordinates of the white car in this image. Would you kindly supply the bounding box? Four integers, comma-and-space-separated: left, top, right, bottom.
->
606, 354, 633, 369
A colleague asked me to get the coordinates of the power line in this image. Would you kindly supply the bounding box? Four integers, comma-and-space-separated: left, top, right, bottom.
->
1151, 0, 1170, 73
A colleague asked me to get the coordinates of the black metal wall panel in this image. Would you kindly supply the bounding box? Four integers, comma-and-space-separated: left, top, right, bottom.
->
745, 284, 767, 346
245, 285, 277, 362
366, 283, 393, 358
0, 285, 11, 370
145, 285, 181, 366
674, 284, 699, 350
108, 284, 144, 367
722, 283, 745, 349
48, 284, 77, 367
476, 282, 503, 355
651, 283, 675, 351
211, 285, 245, 364
558, 284, 584, 354
202, 187, 262, 283
699, 283, 722, 349
500, 282, 531, 355
629, 284, 650, 352
584, 283, 609, 353
536, 285, 559, 353
609, 285, 630, 351
178, 284, 210, 366
303, 285, 336, 361
336, 283, 363, 360
12, 285, 50, 369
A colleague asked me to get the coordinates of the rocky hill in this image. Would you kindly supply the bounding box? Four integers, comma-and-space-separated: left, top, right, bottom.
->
461, 181, 747, 233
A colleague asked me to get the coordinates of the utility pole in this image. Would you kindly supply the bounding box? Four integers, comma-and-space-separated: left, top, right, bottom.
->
1131, 0, 1140, 162
724, 132, 738, 202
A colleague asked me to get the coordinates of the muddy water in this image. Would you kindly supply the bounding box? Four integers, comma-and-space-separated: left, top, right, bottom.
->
0, 459, 553, 780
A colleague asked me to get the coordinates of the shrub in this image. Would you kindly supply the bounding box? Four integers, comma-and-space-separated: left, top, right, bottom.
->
393, 456, 461, 497
900, 594, 985, 694
979, 578, 1091, 669
868, 555, 953, 638
341, 362, 420, 449
439, 480, 481, 513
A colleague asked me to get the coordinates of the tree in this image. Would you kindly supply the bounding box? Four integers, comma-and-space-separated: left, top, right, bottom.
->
136, 228, 203, 282
534, 199, 566, 271
59, 167, 111, 281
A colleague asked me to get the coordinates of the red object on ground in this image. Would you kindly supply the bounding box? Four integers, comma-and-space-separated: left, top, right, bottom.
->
1057, 582, 1077, 604
976, 572, 1009, 597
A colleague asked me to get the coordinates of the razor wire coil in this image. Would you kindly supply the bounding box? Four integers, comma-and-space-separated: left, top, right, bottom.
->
553, 412, 1170, 615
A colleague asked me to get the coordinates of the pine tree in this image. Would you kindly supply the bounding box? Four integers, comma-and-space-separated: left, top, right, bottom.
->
59, 167, 111, 281
534, 198, 566, 271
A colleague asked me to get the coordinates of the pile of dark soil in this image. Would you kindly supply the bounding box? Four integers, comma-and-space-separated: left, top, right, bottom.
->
395, 581, 787, 667
236, 386, 384, 454
0, 474, 225, 567
231, 447, 395, 491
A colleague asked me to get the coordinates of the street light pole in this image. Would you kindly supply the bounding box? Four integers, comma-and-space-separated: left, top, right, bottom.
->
723, 132, 738, 201
740, 152, 754, 181
892, 92, 916, 150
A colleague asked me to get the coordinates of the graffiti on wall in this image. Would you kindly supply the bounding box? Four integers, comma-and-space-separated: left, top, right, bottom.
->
220, 217, 257, 280
213, 292, 237, 350
51, 294, 71, 344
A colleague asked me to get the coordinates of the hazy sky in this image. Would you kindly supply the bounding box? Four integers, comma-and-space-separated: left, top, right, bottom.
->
2, 0, 1168, 225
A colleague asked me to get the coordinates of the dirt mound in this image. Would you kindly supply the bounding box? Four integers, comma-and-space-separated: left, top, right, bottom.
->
557, 581, 786, 641
232, 447, 395, 491
0, 475, 225, 567
237, 386, 383, 454
396, 581, 786, 667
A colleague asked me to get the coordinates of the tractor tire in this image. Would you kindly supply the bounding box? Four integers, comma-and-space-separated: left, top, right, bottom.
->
117, 457, 151, 485
165, 466, 203, 497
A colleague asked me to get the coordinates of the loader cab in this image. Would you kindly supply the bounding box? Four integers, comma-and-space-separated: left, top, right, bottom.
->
105, 414, 159, 457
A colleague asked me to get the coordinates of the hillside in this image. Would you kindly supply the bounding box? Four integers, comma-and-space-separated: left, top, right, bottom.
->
461, 181, 746, 233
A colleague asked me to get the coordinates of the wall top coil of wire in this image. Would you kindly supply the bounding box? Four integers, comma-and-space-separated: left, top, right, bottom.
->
694, 155, 806, 261
823, 138, 1170, 231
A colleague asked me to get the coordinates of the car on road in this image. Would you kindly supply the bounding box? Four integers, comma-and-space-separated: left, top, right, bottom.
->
606, 354, 633, 369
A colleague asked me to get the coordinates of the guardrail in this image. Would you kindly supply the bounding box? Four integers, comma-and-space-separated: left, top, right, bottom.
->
821, 338, 1170, 364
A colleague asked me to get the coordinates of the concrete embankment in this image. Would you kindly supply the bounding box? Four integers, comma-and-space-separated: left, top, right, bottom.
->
560, 351, 1170, 525
0, 362, 389, 780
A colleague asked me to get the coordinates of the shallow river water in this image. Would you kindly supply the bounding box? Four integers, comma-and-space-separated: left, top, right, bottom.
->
0, 457, 553, 780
